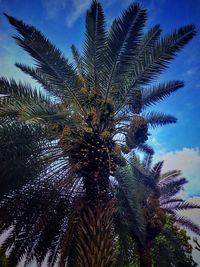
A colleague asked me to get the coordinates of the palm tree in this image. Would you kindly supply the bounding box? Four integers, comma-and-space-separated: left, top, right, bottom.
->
0, 1, 196, 266
193, 238, 200, 252
113, 155, 200, 267
159, 170, 200, 234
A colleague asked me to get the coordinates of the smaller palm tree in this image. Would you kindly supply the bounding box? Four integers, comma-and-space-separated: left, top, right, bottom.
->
159, 170, 200, 234
193, 238, 200, 252
113, 154, 200, 267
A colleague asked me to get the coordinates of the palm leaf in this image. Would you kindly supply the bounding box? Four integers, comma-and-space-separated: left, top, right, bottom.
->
175, 215, 200, 235
0, 176, 81, 266
114, 165, 146, 244
83, 0, 107, 90
143, 152, 153, 170
164, 200, 200, 211
4, 14, 86, 114
159, 177, 187, 199
71, 45, 86, 85
132, 24, 162, 65
117, 25, 196, 111
159, 170, 182, 181
0, 122, 48, 196
0, 77, 48, 103
137, 143, 154, 155
142, 81, 184, 108
131, 25, 196, 86
57, 200, 82, 267
150, 161, 163, 184
0, 101, 70, 124
160, 198, 183, 205
104, 3, 147, 98
0, 77, 74, 123
15, 63, 64, 98
145, 111, 177, 128
130, 155, 155, 190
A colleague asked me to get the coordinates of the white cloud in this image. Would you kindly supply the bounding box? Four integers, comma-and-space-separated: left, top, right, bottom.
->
156, 146, 200, 263
156, 148, 200, 198
42, 0, 68, 19
41, 0, 166, 28
65, 0, 91, 27
42, 0, 91, 27
186, 67, 199, 77
147, 128, 169, 155
43, 0, 161, 28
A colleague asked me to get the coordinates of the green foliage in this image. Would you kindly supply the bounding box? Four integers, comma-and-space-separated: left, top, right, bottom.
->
114, 217, 198, 267
153, 217, 197, 267
0, 254, 8, 267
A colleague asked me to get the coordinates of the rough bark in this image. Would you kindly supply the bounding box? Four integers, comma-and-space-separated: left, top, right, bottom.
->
75, 199, 115, 267
138, 241, 152, 267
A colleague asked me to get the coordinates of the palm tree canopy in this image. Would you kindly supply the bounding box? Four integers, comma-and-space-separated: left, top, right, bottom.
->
0, 1, 197, 265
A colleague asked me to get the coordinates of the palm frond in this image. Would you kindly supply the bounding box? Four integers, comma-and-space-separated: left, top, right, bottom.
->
117, 25, 196, 111
160, 198, 183, 206
15, 63, 63, 98
159, 177, 187, 199
133, 24, 162, 64
0, 176, 82, 266
0, 122, 48, 196
57, 200, 82, 267
131, 25, 196, 86
142, 81, 184, 108
145, 111, 177, 128
71, 45, 86, 85
159, 170, 182, 181
137, 143, 154, 155
0, 77, 48, 103
0, 78, 74, 123
0, 101, 70, 124
114, 165, 146, 244
104, 3, 147, 98
193, 238, 200, 251
4, 14, 85, 113
130, 155, 155, 190
83, 0, 107, 89
175, 215, 200, 235
163, 200, 200, 211
150, 161, 163, 184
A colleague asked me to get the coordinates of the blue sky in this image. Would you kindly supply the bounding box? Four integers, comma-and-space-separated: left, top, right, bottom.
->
0, 0, 200, 265
0, 0, 200, 195
1, 0, 199, 197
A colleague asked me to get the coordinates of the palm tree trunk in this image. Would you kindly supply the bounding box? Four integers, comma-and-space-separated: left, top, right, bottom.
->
76, 199, 115, 267
69, 133, 116, 266
138, 241, 152, 267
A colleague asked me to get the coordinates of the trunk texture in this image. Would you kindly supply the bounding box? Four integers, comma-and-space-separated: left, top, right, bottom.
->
138, 241, 152, 267
75, 199, 115, 267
